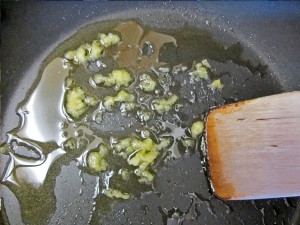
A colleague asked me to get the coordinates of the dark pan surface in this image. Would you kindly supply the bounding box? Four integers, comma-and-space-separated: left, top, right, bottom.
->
1, 2, 300, 225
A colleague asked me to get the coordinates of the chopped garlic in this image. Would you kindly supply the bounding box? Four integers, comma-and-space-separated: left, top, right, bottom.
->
137, 110, 153, 123
89, 40, 104, 61
139, 74, 156, 92
201, 59, 211, 68
93, 69, 133, 89
113, 135, 171, 185
209, 79, 224, 91
156, 137, 172, 151
87, 152, 108, 172
64, 32, 121, 64
103, 90, 136, 111
190, 59, 211, 81
87, 144, 109, 172
190, 121, 204, 138
180, 137, 195, 149
64, 50, 76, 61
75, 44, 90, 64
102, 188, 130, 200
137, 170, 154, 184
114, 90, 135, 102
99, 33, 121, 48
119, 169, 130, 181
103, 96, 115, 111
128, 138, 158, 171
152, 94, 178, 114
99, 144, 109, 156
65, 41, 103, 65
193, 64, 209, 80
65, 87, 97, 119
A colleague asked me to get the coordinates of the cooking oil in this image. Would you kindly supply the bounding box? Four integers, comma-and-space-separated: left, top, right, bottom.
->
1, 19, 284, 225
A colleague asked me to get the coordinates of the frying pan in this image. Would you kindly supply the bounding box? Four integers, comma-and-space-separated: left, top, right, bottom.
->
1, 2, 300, 225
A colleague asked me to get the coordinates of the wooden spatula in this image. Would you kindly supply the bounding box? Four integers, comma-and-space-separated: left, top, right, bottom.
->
206, 91, 300, 200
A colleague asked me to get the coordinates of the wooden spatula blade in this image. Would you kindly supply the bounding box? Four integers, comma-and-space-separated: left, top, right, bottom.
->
206, 92, 300, 200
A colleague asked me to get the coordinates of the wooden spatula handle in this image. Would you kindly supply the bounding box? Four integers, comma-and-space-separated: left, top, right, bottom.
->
206, 91, 300, 200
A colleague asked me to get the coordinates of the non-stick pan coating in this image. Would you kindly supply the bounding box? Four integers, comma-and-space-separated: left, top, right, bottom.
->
1, 2, 300, 225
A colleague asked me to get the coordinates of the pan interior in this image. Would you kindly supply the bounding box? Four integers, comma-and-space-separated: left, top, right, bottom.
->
1, 18, 298, 225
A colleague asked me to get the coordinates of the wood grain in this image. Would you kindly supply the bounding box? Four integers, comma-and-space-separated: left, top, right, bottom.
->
206, 91, 300, 200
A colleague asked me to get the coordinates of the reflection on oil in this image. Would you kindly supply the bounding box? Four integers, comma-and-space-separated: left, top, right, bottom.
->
3, 148, 64, 188
2, 58, 69, 187
15, 58, 69, 145
107, 21, 176, 72
161, 192, 215, 225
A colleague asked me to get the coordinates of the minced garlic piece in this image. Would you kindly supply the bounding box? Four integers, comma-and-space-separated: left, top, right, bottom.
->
65, 87, 97, 119
87, 144, 109, 172
99, 33, 121, 48
113, 136, 171, 184
139, 74, 156, 92
209, 79, 224, 91
103, 90, 136, 111
64, 41, 104, 65
102, 188, 130, 199
64, 32, 121, 64
119, 169, 130, 181
87, 152, 108, 172
190, 120, 204, 138
152, 94, 178, 114
93, 69, 133, 89
190, 59, 211, 81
